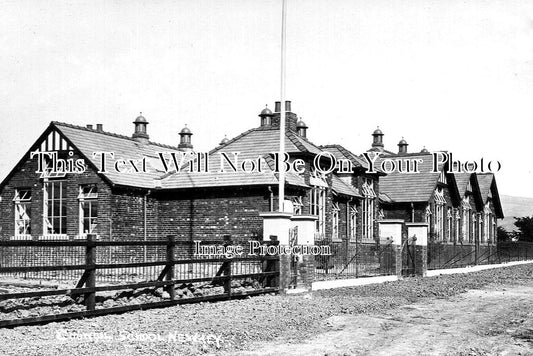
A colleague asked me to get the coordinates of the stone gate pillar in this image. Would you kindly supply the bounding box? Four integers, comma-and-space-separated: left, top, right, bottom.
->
259, 212, 293, 292
379, 219, 404, 279
406, 222, 428, 277
290, 215, 318, 291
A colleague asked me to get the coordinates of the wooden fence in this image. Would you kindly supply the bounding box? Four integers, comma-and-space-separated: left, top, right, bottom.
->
0, 235, 279, 328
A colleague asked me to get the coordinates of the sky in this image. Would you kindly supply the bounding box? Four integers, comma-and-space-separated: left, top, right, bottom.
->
1, 0, 532, 197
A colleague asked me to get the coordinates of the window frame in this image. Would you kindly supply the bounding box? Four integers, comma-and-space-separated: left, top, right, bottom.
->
310, 186, 326, 238
331, 202, 340, 241
13, 188, 32, 239
349, 204, 357, 241
461, 196, 471, 243
43, 180, 67, 238
361, 178, 376, 241
78, 184, 98, 237
291, 196, 303, 215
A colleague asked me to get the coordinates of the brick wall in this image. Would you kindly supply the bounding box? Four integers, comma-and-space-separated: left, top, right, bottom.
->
0, 150, 114, 267
156, 186, 272, 257
0, 150, 112, 240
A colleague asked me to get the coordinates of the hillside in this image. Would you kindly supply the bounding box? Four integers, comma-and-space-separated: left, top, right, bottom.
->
499, 195, 533, 232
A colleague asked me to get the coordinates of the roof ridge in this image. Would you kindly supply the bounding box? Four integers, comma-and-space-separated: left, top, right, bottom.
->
208, 127, 258, 156
289, 130, 324, 152
52, 121, 182, 151
321, 143, 370, 169
286, 130, 309, 153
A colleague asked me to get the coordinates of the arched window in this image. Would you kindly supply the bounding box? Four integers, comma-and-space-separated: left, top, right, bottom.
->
361, 178, 376, 241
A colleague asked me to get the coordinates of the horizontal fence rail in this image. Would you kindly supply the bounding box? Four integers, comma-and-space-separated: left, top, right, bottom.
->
0, 235, 280, 328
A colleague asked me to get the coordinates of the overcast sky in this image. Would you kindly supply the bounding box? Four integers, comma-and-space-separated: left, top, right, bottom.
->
1, 0, 532, 198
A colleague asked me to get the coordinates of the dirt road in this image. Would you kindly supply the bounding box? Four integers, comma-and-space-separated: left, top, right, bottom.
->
2, 264, 533, 355
237, 283, 533, 356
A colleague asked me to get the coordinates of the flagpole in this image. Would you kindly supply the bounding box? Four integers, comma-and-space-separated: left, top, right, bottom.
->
278, 0, 287, 212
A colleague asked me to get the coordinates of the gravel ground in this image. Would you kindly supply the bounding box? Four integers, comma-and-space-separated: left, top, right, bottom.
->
0, 279, 261, 321
0, 264, 532, 355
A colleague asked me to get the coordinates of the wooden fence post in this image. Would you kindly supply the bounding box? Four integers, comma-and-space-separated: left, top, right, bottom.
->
166, 235, 176, 301
85, 234, 96, 311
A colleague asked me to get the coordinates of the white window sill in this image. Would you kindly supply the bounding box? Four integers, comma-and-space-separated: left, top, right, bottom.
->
74, 234, 100, 240
361, 239, 376, 244
11, 234, 32, 240
39, 234, 69, 240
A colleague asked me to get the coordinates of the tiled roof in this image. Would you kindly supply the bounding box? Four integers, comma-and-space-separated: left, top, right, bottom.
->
289, 133, 323, 155
160, 127, 312, 189
454, 173, 472, 197
331, 175, 362, 198
476, 173, 503, 218
49, 122, 376, 198
53, 122, 182, 189
377, 153, 441, 202
477, 173, 494, 202
320, 145, 372, 171
379, 192, 393, 203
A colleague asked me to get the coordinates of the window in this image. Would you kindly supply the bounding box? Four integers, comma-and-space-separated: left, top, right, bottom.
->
492, 218, 497, 244
349, 204, 357, 240
310, 187, 326, 237
446, 208, 452, 242
470, 213, 476, 243
477, 213, 483, 243
434, 187, 446, 240
484, 203, 491, 243
332, 202, 340, 240
310, 169, 327, 238
424, 205, 431, 225
378, 208, 385, 221
461, 196, 471, 243
78, 184, 98, 235
454, 209, 461, 243
292, 196, 303, 215
14, 189, 31, 238
361, 178, 376, 240
39, 152, 67, 179
43, 180, 67, 235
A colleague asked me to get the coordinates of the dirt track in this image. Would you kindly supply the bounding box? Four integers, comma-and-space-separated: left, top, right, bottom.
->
1, 264, 533, 355
236, 283, 533, 355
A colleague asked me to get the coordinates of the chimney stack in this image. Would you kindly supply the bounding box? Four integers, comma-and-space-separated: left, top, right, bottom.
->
86, 124, 93, 130
271, 100, 298, 131
96, 124, 103, 132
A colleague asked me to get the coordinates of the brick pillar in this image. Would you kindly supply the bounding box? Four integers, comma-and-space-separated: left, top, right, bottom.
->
291, 215, 318, 291
406, 222, 428, 277
278, 254, 291, 293
414, 246, 427, 276
379, 219, 404, 279
300, 255, 315, 287
396, 245, 403, 279
260, 212, 293, 294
